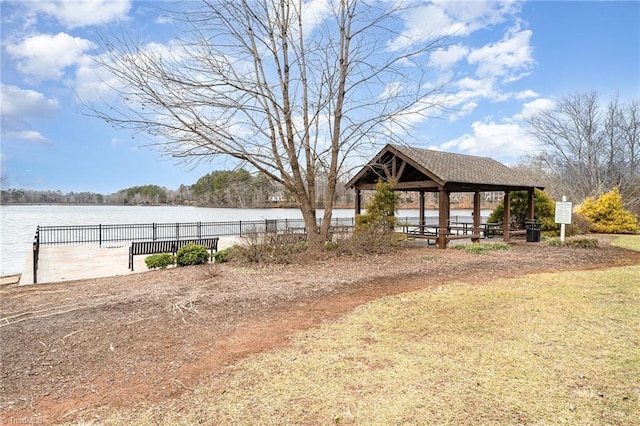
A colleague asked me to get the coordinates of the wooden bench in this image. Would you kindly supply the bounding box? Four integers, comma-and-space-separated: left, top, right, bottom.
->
129, 238, 219, 271
509, 230, 527, 237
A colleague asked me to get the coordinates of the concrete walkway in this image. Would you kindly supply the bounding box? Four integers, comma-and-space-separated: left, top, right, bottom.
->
19, 237, 242, 285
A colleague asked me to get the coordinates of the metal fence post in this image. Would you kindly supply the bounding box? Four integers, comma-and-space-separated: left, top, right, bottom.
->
32, 227, 39, 284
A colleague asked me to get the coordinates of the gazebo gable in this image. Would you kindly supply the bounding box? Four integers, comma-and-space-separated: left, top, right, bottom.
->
345, 145, 444, 190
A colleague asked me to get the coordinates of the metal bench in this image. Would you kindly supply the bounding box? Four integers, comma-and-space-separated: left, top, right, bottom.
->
129, 238, 219, 270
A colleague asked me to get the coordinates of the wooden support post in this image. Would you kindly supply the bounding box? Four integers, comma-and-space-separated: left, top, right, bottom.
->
473, 190, 481, 242
419, 191, 425, 234
503, 191, 511, 242
355, 189, 361, 216
527, 188, 535, 221
438, 189, 449, 249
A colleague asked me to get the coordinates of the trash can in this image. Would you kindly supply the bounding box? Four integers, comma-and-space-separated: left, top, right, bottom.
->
525, 220, 541, 242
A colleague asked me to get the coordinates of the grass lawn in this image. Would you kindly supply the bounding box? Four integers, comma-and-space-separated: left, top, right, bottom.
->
104, 265, 640, 426
613, 234, 640, 252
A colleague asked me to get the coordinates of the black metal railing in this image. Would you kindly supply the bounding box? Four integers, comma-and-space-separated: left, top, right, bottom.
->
30, 217, 357, 283
34, 217, 358, 246
29, 215, 488, 284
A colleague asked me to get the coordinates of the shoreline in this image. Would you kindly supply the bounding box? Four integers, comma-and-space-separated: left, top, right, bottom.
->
1, 274, 21, 285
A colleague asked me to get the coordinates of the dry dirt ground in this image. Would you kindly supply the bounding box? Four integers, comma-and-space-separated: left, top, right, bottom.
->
1, 237, 639, 424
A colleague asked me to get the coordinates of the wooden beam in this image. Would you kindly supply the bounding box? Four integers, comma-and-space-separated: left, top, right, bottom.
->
383, 162, 392, 180
396, 159, 407, 181
353, 180, 440, 191
392, 180, 440, 190
353, 183, 381, 191
355, 189, 362, 216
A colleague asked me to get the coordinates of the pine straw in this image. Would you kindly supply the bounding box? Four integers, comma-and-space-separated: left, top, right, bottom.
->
103, 265, 640, 426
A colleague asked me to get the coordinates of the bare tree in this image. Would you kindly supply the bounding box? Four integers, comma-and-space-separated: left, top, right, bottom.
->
87, 0, 447, 249
617, 99, 640, 214
526, 91, 640, 213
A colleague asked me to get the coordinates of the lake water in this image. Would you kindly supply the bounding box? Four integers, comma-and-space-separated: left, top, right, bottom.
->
0, 205, 488, 276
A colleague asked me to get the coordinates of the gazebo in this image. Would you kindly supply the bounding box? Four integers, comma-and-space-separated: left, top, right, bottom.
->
345, 144, 545, 248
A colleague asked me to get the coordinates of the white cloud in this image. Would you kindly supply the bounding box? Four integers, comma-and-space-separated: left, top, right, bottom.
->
515, 89, 538, 99
155, 15, 174, 25
436, 119, 538, 160
431, 23, 536, 117
435, 77, 496, 119
515, 97, 555, 120
5, 130, 51, 144
301, 0, 332, 36
73, 53, 124, 102
448, 101, 478, 121
25, 0, 131, 29
6, 32, 96, 80
1, 84, 59, 125
0, 84, 58, 143
430, 44, 469, 70
468, 27, 534, 81
378, 82, 404, 100
455, 77, 496, 98
388, 1, 520, 51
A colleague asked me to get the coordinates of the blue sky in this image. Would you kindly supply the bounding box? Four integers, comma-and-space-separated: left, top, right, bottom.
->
1, 0, 638, 194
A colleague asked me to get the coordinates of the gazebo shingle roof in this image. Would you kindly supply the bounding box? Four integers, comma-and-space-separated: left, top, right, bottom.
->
346, 144, 544, 192
392, 145, 534, 187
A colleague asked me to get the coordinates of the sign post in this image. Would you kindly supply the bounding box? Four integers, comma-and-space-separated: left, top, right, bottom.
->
555, 196, 573, 242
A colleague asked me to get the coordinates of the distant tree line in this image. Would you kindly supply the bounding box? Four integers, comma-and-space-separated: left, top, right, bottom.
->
0, 169, 355, 208
1, 189, 105, 204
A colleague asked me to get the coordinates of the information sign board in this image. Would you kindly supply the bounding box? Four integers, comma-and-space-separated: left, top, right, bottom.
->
555, 201, 573, 224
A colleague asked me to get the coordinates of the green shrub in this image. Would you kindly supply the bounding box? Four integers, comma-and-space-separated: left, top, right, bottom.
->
575, 187, 640, 234
486, 242, 511, 251
324, 241, 339, 250
144, 253, 175, 269
214, 246, 240, 263
545, 238, 563, 247
175, 243, 210, 266
355, 180, 399, 233
565, 237, 599, 248
462, 244, 488, 254
451, 242, 511, 254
